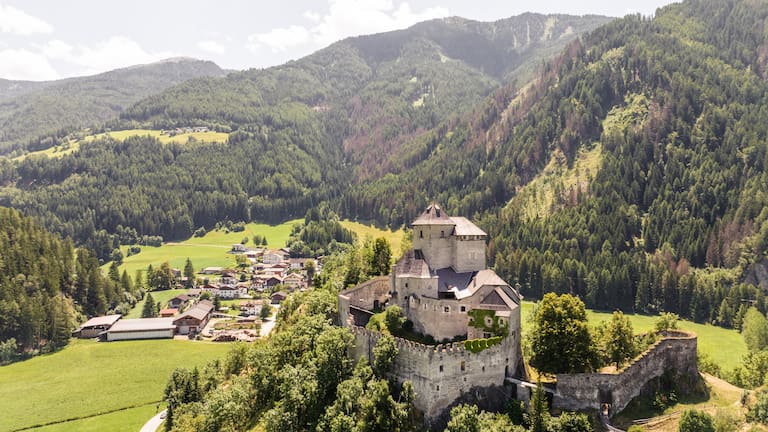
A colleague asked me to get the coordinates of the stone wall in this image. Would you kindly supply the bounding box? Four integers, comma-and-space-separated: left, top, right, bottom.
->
554, 330, 698, 415
348, 325, 522, 423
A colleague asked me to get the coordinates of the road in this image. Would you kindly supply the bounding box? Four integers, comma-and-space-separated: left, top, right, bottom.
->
140, 409, 166, 432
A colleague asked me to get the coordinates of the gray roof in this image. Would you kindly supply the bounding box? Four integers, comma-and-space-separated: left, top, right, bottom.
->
436, 268, 474, 293
394, 251, 431, 277
79, 314, 121, 329
108, 317, 175, 333
450, 217, 487, 237
175, 300, 214, 322
412, 204, 455, 226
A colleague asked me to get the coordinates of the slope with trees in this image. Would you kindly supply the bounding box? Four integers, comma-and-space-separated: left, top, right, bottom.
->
0, 58, 225, 155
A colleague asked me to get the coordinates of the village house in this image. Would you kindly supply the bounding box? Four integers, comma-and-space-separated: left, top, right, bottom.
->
239, 300, 262, 316
168, 294, 191, 309
173, 300, 214, 335
282, 272, 306, 291
270, 291, 288, 304
200, 266, 224, 275
262, 249, 288, 265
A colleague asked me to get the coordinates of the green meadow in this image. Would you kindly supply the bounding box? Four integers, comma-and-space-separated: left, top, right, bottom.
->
521, 301, 747, 373
340, 220, 407, 256
114, 219, 302, 277
126, 288, 189, 319
0, 338, 230, 432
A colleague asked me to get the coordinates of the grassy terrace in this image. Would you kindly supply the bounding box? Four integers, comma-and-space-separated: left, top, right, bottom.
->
0, 339, 230, 432
521, 301, 747, 373
113, 219, 302, 277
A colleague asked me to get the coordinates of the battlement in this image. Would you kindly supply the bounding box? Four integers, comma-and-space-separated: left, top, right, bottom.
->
555, 330, 698, 415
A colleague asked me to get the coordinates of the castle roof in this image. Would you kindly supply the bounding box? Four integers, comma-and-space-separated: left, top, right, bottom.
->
394, 250, 431, 277
450, 217, 487, 237
412, 204, 455, 226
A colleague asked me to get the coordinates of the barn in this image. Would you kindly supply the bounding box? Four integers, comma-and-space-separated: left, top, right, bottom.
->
73, 314, 122, 338
105, 318, 176, 341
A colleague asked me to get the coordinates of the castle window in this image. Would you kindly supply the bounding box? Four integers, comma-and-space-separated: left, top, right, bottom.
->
460, 306, 466, 312
419, 230, 423, 238
482, 366, 485, 372
484, 316, 493, 327
405, 283, 408, 288
439, 365, 444, 372
444, 306, 450, 313
424, 304, 427, 310
440, 230, 445, 238
436, 385, 440, 391
461, 361, 465, 372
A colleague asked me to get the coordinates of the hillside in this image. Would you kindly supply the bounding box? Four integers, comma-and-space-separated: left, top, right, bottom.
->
0, 58, 225, 155
342, 0, 768, 325
0, 13, 609, 260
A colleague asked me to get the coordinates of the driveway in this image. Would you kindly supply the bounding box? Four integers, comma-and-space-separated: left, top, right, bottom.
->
140, 409, 166, 432
260, 305, 279, 337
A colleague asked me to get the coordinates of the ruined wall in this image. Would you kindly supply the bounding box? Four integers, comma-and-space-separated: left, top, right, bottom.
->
349, 325, 522, 422
554, 331, 698, 414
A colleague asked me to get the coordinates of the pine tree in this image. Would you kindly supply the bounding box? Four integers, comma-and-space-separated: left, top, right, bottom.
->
142, 293, 157, 318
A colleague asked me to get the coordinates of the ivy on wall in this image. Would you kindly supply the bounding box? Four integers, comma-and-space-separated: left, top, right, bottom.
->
467, 309, 509, 337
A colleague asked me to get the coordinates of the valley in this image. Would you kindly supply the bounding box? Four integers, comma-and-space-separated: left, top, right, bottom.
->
1, 0, 768, 431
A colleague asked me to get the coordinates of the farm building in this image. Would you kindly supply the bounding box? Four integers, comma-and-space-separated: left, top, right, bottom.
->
73, 314, 122, 338
105, 318, 176, 341
159, 308, 178, 317
173, 300, 214, 335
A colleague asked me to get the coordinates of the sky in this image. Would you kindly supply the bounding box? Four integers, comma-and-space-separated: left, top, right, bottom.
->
0, 0, 679, 81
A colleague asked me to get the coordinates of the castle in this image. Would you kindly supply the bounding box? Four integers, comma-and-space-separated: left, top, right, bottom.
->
339, 204, 525, 422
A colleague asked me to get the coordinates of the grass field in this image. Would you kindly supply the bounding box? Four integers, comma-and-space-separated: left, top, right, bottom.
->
33, 404, 158, 432
113, 219, 302, 277
521, 301, 747, 373
13, 128, 229, 161
0, 339, 231, 432
126, 288, 188, 319
340, 220, 407, 256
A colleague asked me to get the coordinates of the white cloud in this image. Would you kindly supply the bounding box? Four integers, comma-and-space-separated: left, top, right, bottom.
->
0, 48, 58, 80
197, 40, 227, 55
248, 25, 311, 53
33, 36, 174, 77
247, 0, 449, 54
0, 4, 53, 35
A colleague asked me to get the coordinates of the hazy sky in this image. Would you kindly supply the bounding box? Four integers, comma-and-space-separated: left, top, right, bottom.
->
0, 0, 679, 81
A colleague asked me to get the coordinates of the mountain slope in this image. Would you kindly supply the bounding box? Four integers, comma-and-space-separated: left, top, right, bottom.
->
344, 0, 768, 324
0, 12, 610, 260
0, 58, 225, 154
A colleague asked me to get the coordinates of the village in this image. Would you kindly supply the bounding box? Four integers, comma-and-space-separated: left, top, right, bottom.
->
74, 244, 317, 343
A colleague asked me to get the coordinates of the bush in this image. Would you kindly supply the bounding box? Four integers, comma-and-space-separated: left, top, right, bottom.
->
679, 410, 714, 432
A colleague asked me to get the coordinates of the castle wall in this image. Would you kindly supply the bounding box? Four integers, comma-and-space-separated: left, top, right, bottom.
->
413, 224, 455, 270
348, 325, 521, 422
554, 331, 698, 415
452, 238, 486, 272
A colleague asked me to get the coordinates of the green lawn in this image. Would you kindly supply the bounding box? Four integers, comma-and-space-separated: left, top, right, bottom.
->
521, 300, 747, 373
126, 289, 189, 318
0, 339, 230, 432
112, 219, 302, 277
33, 404, 159, 432
340, 220, 407, 257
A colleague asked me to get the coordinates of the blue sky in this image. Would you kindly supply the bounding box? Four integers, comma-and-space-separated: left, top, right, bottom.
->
0, 0, 679, 81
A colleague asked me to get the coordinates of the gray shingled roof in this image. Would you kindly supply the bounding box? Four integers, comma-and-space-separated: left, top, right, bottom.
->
450, 217, 487, 237
411, 204, 455, 226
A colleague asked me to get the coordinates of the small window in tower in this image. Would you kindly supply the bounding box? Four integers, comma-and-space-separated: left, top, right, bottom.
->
419, 230, 423, 239
440, 230, 444, 238
460, 306, 466, 312
461, 361, 466, 372
436, 385, 440, 391
405, 283, 408, 288
444, 306, 450, 313
439, 365, 444, 372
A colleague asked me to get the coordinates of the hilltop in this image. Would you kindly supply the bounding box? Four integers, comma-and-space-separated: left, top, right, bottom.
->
0, 58, 225, 155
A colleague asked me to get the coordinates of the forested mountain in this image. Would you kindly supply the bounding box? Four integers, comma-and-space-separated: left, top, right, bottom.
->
0, 13, 609, 260
0, 58, 225, 154
0, 207, 134, 360
345, 0, 768, 325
